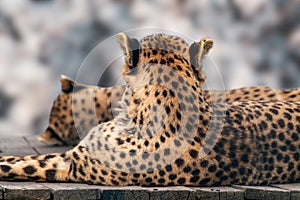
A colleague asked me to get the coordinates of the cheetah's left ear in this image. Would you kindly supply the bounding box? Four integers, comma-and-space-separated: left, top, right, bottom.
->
189, 37, 213, 70
117, 32, 140, 69
60, 75, 77, 93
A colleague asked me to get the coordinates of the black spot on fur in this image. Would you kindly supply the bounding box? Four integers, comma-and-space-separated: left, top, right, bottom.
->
190, 176, 200, 183
1, 165, 11, 172
269, 108, 279, 115
165, 106, 171, 114
133, 99, 141, 105
176, 111, 181, 120
160, 135, 166, 143
168, 89, 175, 97
23, 165, 37, 175
144, 140, 149, 147
175, 158, 184, 167
200, 160, 208, 167
169, 174, 177, 180
39, 160, 47, 168
158, 178, 165, 184
101, 170, 108, 175
162, 90, 168, 97
79, 165, 86, 176
189, 149, 198, 159
116, 138, 124, 145
200, 178, 211, 185
165, 165, 172, 172
145, 177, 153, 183
208, 165, 217, 172
160, 59, 166, 65
177, 177, 186, 184
72, 152, 80, 160
169, 124, 176, 134
183, 166, 191, 173
155, 142, 160, 149
45, 154, 56, 160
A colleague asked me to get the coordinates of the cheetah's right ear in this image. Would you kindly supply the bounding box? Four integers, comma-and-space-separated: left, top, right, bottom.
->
60, 75, 77, 93
189, 37, 213, 71
117, 32, 140, 69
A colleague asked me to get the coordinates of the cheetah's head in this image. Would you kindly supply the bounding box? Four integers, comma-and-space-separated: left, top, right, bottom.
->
114, 32, 214, 138
117, 32, 213, 89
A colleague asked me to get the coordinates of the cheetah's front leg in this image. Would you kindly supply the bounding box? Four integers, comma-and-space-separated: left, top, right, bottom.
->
0, 152, 73, 182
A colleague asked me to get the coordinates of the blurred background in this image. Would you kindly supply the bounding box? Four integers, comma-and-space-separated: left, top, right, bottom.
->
0, 0, 299, 136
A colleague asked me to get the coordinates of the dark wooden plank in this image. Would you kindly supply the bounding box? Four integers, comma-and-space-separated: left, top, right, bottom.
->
233, 185, 289, 200
146, 187, 192, 200
101, 186, 241, 200
189, 187, 244, 200
0, 137, 36, 156
213, 187, 244, 200
272, 183, 300, 200
190, 188, 219, 200
100, 186, 194, 200
99, 186, 148, 200
42, 183, 99, 200
0, 181, 50, 200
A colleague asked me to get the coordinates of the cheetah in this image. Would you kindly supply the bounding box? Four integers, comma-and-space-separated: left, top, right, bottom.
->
1, 33, 300, 187
39, 78, 300, 146
39, 76, 124, 145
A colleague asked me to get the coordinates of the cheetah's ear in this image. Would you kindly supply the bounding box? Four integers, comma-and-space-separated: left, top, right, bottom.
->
117, 32, 140, 69
60, 75, 77, 93
189, 37, 213, 70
